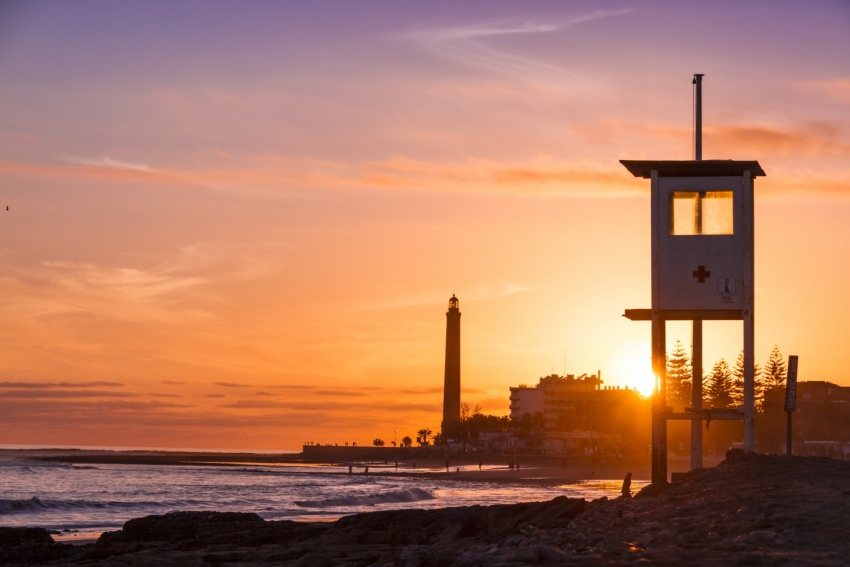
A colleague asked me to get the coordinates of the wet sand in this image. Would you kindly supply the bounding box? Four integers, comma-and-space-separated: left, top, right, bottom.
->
23, 448, 722, 485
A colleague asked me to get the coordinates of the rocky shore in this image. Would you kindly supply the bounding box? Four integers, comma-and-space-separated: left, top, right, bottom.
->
3, 450, 850, 566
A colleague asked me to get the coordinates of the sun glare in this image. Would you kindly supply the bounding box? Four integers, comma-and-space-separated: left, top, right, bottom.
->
608, 340, 655, 397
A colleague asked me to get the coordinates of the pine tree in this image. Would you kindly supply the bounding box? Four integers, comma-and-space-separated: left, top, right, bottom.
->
732, 351, 763, 409
763, 345, 787, 391
706, 359, 734, 408
666, 340, 692, 404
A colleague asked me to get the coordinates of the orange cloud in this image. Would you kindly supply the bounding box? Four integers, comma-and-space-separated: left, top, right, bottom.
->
574, 119, 850, 158
708, 123, 850, 158
794, 77, 850, 104
0, 155, 644, 198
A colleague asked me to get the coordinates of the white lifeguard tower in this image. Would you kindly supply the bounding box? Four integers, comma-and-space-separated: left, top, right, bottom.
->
621, 75, 765, 484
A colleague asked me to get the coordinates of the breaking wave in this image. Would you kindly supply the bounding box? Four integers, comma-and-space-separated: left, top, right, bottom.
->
294, 488, 436, 508
0, 497, 162, 515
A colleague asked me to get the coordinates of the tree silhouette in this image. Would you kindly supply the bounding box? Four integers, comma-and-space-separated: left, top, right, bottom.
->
732, 350, 763, 409
416, 428, 432, 447
401, 435, 413, 448
706, 359, 734, 408
531, 411, 546, 432
460, 402, 482, 422
373, 438, 385, 447
666, 340, 692, 404
763, 346, 787, 391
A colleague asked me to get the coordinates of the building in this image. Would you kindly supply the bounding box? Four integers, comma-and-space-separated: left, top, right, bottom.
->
441, 294, 461, 436
760, 381, 850, 457
510, 372, 634, 425
508, 373, 649, 455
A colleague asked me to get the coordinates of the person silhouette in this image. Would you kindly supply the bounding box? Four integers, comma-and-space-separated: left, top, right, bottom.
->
622, 472, 633, 498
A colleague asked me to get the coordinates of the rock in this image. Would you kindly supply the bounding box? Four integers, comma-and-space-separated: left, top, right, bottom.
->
634, 482, 670, 498
530, 544, 568, 563
724, 448, 749, 463
18, 454, 850, 565
0, 527, 55, 547
399, 545, 426, 567
294, 551, 335, 567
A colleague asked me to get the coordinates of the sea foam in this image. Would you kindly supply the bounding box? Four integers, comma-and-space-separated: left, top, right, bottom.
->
0, 497, 159, 515
294, 487, 435, 508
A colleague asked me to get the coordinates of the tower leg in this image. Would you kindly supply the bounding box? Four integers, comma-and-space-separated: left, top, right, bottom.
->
658, 319, 667, 483
691, 319, 703, 470
651, 314, 667, 484
651, 316, 659, 484
744, 311, 755, 453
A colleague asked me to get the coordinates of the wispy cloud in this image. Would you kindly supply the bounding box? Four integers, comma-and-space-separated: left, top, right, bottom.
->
0, 389, 138, 398
360, 282, 532, 312
313, 390, 368, 397
793, 77, 850, 104
63, 155, 154, 172
40, 261, 209, 302
214, 381, 250, 388
0, 381, 123, 389
222, 399, 439, 412
1, 156, 642, 198
406, 10, 631, 92
574, 118, 850, 158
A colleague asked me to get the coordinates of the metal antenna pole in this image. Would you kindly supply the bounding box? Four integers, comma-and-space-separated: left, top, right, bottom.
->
691, 73, 705, 470
693, 74, 704, 160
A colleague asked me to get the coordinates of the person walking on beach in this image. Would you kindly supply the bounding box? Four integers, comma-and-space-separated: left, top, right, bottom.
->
479, 459, 483, 471
412, 462, 416, 470
445, 460, 450, 472
348, 465, 352, 475
365, 466, 369, 475
622, 472, 633, 498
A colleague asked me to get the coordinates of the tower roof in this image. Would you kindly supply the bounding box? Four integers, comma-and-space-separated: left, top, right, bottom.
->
620, 159, 766, 178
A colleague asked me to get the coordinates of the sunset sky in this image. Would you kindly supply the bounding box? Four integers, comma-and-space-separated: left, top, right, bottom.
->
1, 1, 849, 450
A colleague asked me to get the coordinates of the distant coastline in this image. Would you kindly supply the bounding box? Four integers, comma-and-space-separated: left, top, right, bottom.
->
4, 446, 722, 484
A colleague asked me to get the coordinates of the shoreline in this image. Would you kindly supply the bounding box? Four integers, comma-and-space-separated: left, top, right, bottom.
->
7, 447, 724, 485
3, 451, 850, 566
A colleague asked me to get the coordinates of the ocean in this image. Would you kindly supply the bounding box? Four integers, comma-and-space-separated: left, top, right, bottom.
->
0, 451, 642, 542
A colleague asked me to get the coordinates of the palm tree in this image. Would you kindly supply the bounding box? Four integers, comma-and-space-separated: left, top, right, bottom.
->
401, 436, 413, 448
416, 428, 432, 446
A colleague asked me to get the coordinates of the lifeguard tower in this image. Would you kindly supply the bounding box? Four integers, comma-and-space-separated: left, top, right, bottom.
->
621, 75, 765, 484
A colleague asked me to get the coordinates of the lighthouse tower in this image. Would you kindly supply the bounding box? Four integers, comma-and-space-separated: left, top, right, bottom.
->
441, 294, 461, 437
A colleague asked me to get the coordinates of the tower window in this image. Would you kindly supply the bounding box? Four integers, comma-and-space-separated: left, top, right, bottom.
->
669, 191, 733, 235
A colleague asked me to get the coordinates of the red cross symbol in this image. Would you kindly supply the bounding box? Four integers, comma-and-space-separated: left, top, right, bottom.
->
692, 265, 711, 283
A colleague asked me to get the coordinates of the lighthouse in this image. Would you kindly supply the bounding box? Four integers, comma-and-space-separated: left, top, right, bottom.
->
442, 294, 461, 437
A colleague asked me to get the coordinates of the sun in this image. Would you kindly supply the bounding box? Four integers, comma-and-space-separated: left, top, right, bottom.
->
607, 340, 656, 397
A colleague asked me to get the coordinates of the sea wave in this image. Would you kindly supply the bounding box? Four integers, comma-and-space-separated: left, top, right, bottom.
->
0, 497, 162, 515
294, 488, 435, 508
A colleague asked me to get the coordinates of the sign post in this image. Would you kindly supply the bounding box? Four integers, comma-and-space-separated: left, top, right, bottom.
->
783, 355, 799, 456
